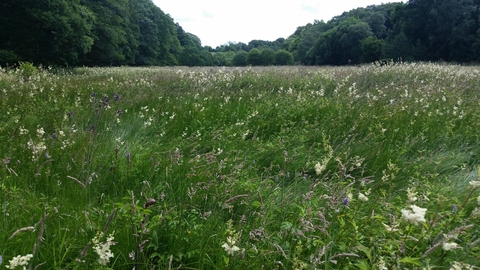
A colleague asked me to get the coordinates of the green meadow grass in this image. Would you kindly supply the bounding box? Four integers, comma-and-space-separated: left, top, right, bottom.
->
1, 63, 479, 269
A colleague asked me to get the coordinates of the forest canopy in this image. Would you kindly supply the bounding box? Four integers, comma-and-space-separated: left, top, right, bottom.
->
1, 0, 480, 67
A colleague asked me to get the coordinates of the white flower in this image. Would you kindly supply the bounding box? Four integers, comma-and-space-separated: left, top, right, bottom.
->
5, 254, 33, 269
314, 162, 325, 175
469, 181, 480, 187
407, 187, 418, 203
222, 236, 240, 256
358, 193, 368, 202
401, 205, 427, 225
442, 242, 460, 251
383, 222, 399, 232
477, 195, 480, 205
450, 261, 475, 270
92, 232, 115, 266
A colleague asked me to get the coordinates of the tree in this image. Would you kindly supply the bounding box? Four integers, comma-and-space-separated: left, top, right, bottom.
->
131, 0, 180, 66
247, 48, 262, 66
232, 51, 248, 66
0, 0, 95, 65
274, 50, 294, 65
307, 17, 373, 65
260, 48, 275, 65
82, 0, 138, 66
361, 36, 384, 62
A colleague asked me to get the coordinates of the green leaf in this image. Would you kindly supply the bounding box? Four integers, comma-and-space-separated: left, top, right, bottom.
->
357, 244, 372, 262
355, 260, 372, 270
399, 257, 423, 266
251, 200, 262, 208
280, 221, 293, 230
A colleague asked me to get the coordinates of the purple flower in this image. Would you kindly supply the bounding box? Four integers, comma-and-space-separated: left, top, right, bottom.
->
67, 111, 74, 117
343, 197, 349, 206
114, 93, 121, 101
116, 110, 122, 116
126, 152, 131, 164
51, 133, 57, 139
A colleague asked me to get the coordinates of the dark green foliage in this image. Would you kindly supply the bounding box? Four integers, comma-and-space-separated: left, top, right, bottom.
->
0, 0, 95, 66
274, 50, 294, 65
232, 51, 248, 66
2, 0, 480, 66
288, 0, 480, 65
260, 48, 275, 65
0, 50, 19, 67
247, 48, 262, 66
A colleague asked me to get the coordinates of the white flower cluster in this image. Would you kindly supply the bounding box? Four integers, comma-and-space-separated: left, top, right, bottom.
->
5, 254, 33, 269
221, 236, 241, 256
92, 232, 115, 266
469, 180, 480, 187
442, 242, 460, 251
401, 205, 427, 225
222, 219, 242, 256
450, 261, 476, 270
358, 193, 369, 202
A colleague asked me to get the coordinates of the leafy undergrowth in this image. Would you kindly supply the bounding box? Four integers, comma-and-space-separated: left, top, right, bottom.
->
1, 63, 479, 269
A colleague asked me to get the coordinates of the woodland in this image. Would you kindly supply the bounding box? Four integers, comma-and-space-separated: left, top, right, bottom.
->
1, 0, 480, 67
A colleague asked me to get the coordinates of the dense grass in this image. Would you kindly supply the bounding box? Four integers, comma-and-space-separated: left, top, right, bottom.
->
1, 63, 479, 269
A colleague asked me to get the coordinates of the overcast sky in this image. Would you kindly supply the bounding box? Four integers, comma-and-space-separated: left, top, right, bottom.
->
152, 0, 402, 48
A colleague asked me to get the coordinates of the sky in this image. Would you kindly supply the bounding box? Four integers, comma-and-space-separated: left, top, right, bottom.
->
152, 0, 402, 48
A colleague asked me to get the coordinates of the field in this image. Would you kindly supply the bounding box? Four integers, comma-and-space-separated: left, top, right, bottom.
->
1, 63, 479, 269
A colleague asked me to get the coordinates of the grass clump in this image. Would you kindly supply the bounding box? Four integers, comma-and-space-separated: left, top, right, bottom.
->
1, 64, 479, 269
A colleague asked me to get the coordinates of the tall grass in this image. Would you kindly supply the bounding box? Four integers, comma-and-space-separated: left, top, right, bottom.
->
0, 63, 479, 269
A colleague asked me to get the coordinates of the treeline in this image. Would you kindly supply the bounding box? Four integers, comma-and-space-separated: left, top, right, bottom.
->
222, 0, 480, 66
284, 0, 480, 65
2, 0, 480, 67
0, 0, 209, 66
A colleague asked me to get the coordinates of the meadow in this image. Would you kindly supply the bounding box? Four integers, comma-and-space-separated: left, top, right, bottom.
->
0, 62, 479, 269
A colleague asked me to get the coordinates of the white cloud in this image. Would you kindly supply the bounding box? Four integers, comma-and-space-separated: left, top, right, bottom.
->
153, 0, 402, 47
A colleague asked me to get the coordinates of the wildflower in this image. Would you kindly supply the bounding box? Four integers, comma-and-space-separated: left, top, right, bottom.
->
407, 187, 418, 203
5, 254, 33, 269
469, 181, 480, 187
92, 232, 115, 266
442, 242, 460, 251
222, 236, 241, 255
19, 126, 29, 135
383, 222, 399, 232
470, 207, 480, 219
450, 261, 475, 270
222, 219, 241, 256
314, 162, 325, 175
358, 193, 368, 202
343, 197, 349, 206
376, 257, 388, 270
401, 205, 427, 225
36, 127, 45, 138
